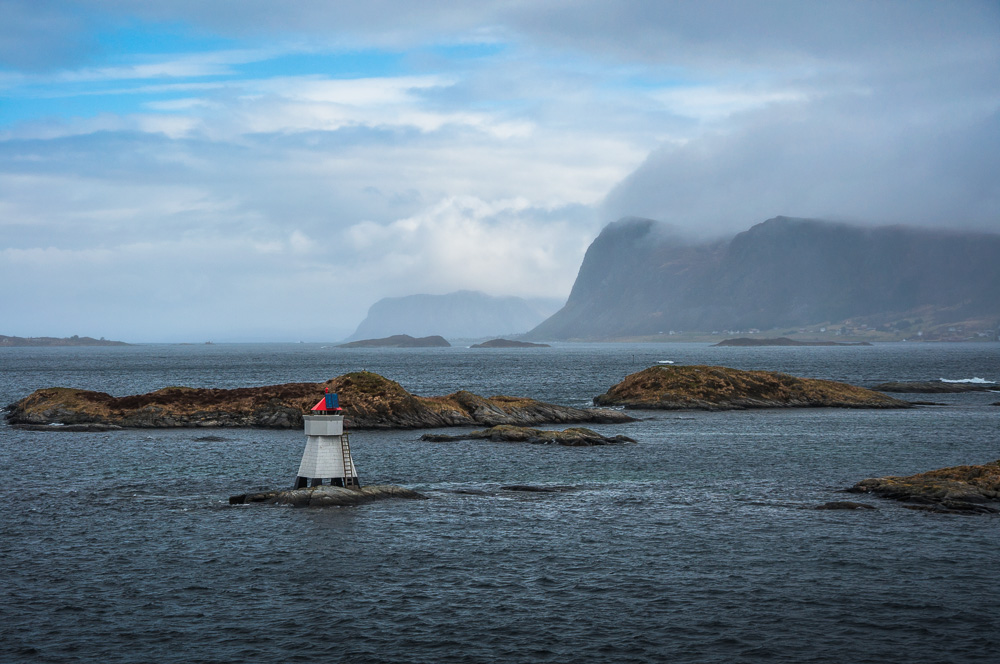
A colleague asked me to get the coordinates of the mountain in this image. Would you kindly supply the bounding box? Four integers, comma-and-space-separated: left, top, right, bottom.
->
347, 291, 563, 341
526, 216, 1000, 340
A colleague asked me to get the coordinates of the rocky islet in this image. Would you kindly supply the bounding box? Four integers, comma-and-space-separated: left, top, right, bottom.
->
848, 460, 1000, 514
5, 370, 634, 430
593, 365, 910, 410
421, 424, 636, 446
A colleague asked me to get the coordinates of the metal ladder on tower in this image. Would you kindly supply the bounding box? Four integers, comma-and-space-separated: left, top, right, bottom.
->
340, 433, 360, 488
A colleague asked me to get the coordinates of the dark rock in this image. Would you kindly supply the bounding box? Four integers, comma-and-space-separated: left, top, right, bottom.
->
420, 424, 636, 446
229, 484, 425, 507
849, 460, 1000, 514
500, 485, 576, 493
593, 365, 910, 410
814, 501, 877, 510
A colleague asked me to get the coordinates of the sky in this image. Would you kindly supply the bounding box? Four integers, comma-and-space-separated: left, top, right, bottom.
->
1, 1, 998, 342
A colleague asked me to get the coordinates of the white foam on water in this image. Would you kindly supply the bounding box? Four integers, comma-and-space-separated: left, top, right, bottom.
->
939, 377, 995, 384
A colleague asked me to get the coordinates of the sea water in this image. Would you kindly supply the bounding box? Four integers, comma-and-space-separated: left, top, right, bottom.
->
1, 342, 998, 663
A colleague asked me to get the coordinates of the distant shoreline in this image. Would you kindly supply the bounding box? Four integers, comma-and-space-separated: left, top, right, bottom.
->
714, 337, 872, 347
0, 335, 129, 347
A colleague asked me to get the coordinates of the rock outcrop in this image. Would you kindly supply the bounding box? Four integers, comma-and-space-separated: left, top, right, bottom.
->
421, 424, 635, 446
229, 484, 424, 507
6, 371, 634, 430
814, 501, 877, 510
848, 460, 1000, 514
593, 365, 910, 410
871, 381, 996, 393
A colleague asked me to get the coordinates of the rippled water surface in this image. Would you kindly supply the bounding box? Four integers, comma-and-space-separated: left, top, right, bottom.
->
1, 342, 998, 663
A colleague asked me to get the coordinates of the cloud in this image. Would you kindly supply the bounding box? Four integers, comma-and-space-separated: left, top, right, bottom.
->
1, 1, 997, 341
342, 196, 594, 300
603, 77, 1000, 237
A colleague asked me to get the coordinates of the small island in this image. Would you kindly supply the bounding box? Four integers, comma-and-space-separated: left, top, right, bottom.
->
714, 337, 872, 347
421, 424, 634, 446
7, 371, 634, 430
469, 339, 550, 348
848, 460, 1000, 514
337, 334, 450, 348
0, 334, 128, 347
593, 365, 909, 410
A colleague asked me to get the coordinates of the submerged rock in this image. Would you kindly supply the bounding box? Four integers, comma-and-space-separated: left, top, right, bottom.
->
421, 424, 636, 446
229, 484, 425, 507
6, 371, 634, 430
848, 460, 1000, 514
871, 381, 996, 393
593, 365, 909, 410
814, 501, 877, 510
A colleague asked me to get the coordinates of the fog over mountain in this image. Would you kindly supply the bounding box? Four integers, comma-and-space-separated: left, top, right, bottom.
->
348, 291, 562, 341
527, 217, 1000, 340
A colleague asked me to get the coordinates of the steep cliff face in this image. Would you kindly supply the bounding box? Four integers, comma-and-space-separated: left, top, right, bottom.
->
527, 216, 1000, 339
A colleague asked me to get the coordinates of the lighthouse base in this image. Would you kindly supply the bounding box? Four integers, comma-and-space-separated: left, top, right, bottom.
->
294, 475, 361, 490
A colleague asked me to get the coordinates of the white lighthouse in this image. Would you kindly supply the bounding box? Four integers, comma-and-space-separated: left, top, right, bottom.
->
294, 389, 361, 490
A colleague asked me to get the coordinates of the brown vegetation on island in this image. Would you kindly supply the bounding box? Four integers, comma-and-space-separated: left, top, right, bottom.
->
593, 365, 910, 410
6, 371, 633, 430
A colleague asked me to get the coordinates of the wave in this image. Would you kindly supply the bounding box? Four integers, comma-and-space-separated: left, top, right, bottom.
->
939, 377, 995, 384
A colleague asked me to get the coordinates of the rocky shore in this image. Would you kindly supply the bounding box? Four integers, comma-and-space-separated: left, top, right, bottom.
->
848, 460, 1000, 514
6, 371, 634, 430
593, 365, 909, 410
229, 484, 424, 507
421, 424, 635, 446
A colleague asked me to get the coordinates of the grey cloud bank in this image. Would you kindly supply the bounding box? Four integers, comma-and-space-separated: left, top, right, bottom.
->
0, 1, 997, 341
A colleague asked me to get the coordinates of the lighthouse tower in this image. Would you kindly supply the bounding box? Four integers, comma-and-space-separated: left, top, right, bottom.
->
293, 389, 361, 490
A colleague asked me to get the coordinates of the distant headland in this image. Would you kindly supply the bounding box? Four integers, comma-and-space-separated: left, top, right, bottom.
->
470, 339, 550, 348
0, 335, 128, 347
337, 334, 450, 348
714, 337, 872, 347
